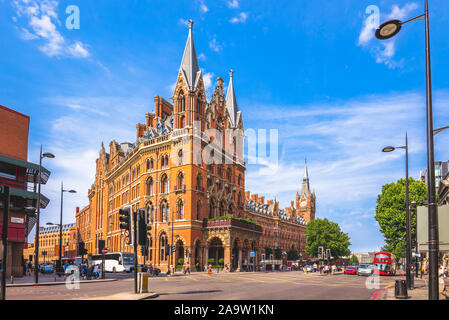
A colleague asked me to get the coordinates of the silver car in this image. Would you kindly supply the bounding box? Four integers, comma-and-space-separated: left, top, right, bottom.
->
357, 264, 374, 276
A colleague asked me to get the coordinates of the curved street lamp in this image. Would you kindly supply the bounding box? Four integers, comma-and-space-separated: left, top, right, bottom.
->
382, 133, 412, 290
58, 182, 76, 272
375, 0, 439, 300
34, 146, 55, 284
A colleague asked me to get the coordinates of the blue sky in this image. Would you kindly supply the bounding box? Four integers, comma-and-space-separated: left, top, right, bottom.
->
2, 0, 449, 253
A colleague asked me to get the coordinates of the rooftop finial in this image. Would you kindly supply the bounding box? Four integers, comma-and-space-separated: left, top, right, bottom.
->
230, 69, 234, 78
188, 19, 194, 29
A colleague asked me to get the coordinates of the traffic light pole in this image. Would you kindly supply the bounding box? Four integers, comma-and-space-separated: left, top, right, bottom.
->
133, 210, 138, 294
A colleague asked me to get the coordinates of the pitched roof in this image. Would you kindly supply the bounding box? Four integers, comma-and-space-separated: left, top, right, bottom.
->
179, 20, 201, 91
225, 70, 239, 127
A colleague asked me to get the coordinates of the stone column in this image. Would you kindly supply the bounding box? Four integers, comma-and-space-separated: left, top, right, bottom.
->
204, 246, 209, 268
237, 249, 242, 272
224, 246, 231, 268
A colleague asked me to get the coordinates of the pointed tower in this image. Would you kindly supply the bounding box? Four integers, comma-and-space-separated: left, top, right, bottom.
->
225, 70, 242, 129
173, 20, 205, 129
180, 20, 201, 91
296, 159, 316, 223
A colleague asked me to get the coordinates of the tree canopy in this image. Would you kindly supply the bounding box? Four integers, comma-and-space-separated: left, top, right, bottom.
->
305, 218, 351, 258
375, 178, 427, 259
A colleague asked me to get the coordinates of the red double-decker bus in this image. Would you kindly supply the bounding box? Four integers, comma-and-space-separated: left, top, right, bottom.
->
373, 252, 396, 276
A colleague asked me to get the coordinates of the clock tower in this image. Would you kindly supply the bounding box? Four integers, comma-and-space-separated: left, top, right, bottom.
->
296, 160, 316, 223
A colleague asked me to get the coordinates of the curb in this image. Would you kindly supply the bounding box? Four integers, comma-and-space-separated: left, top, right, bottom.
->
80, 292, 159, 300
6, 278, 118, 288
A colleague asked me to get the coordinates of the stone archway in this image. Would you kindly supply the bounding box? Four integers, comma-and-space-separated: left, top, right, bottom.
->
207, 237, 224, 267
194, 239, 202, 271
231, 237, 242, 271
175, 239, 184, 267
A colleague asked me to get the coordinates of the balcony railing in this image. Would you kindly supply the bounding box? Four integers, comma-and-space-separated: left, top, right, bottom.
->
174, 184, 186, 193
203, 218, 262, 233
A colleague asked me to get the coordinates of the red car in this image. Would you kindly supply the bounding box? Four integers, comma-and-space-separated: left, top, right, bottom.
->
344, 266, 358, 275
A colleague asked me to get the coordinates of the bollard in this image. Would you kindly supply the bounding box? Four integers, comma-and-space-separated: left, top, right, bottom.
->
10, 276, 14, 284
395, 279, 408, 299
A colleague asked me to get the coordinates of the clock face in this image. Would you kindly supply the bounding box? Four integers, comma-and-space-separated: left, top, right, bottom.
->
300, 201, 307, 207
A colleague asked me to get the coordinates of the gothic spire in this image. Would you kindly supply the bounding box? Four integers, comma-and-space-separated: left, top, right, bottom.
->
179, 20, 201, 91
225, 69, 239, 127
301, 158, 310, 195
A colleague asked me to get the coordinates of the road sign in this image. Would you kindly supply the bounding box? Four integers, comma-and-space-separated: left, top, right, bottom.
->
102, 247, 108, 254
250, 251, 255, 257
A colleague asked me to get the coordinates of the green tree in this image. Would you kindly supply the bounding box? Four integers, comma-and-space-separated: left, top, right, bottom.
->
375, 178, 427, 259
349, 255, 359, 265
287, 248, 300, 261
264, 247, 273, 256
305, 218, 351, 258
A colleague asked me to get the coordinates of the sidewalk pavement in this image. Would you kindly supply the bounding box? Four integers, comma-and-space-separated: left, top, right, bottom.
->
5, 274, 118, 287
79, 292, 159, 300
378, 276, 449, 300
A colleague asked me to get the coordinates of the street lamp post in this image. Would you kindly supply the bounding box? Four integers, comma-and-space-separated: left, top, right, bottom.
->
34, 146, 54, 284
382, 133, 413, 289
375, 0, 439, 300
58, 182, 76, 271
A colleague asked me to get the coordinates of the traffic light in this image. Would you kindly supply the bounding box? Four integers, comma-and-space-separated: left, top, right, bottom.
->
326, 249, 331, 260
119, 207, 132, 245
136, 209, 147, 246
98, 239, 105, 254
78, 241, 87, 255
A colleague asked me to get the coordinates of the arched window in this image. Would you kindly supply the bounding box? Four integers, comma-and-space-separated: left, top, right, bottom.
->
147, 203, 154, 223
179, 91, 185, 112
146, 177, 154, 196
177, 172, 184, 189
147, 158, 153, 171
196, 201, 201, 220
178, 149, 183, 165
196, 98, 202, 114
180, 116, 186, 128
209, 201, 214, 219
177, 200, 184, 220
159, 233, 168, 261
161, 174, 168, 194
196, 174, 202, 191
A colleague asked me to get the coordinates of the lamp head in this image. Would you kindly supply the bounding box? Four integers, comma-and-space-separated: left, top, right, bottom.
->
382, 146, 396, 153
42, 152, 55, 159
375, 20, 402, 40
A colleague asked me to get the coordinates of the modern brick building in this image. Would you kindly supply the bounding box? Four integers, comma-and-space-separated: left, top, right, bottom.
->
0, 105, 51, 276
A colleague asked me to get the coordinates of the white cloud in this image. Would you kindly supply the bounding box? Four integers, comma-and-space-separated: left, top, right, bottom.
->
229, 12, 248, 24
11, 0, 90, 58
242, 90, 449, 251
227, 0, 239, 8
200, 1, 209, 13
209, 37, 223, 52
202, 71, 215, 99
198, 53, 206, 61
358, 2, 418, 68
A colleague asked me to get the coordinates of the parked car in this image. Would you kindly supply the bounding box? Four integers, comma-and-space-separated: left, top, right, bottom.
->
344, 266, 358, 275
40, 264, 54, 274
357, 264, 374, 276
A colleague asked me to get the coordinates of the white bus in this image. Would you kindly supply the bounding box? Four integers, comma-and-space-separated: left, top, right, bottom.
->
90, 252, 135, 273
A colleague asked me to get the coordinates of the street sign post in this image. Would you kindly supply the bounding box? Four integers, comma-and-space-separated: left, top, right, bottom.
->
101, 247, 108, 279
